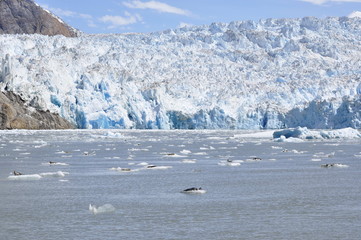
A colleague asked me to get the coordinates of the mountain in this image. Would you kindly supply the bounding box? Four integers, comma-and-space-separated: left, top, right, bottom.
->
1, 17, 360, 129
0, 0, 78, 37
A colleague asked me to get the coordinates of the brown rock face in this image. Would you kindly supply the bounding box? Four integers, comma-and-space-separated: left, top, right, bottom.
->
0, 0, 78, 37
0, 91, 75, 130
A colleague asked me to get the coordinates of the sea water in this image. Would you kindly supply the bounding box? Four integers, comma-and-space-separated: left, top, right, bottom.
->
0, 130, 360, 240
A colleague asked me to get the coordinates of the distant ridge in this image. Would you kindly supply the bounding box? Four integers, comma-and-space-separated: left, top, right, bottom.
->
0, 0, 78, 37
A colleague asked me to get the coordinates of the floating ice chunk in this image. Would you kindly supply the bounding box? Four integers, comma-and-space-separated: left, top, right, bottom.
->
274, 135, 304, 142
39, 171, 69, 177
313, 152, 335, 158
333, 164, 349, 168
145, 165, 172, 170
83, 151, 96, 156
41, 161, 69, 166
8, 174, 42, 181
321, 163, 349, 168
193, 152, 208, 156
55, 151, 71, 154
129, 148, 149, 152
89, 204, 115, 215
110, 167, 133, 172
181, 159, 197, 163
180, 149, 192, 154
34, 141, 48, 148
102, 132, 124, 138
218, 160, 241, 166
273, 127, 361, 140
290, 149, 306, 154
234, 131, 274, 139
138, 162, 149, 166
162, 153, 183, 158
19, 152, 31, 155
245, 157, 262, 162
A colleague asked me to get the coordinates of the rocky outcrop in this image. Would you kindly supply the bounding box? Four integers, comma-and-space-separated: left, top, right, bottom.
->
0, 0, 78, 37
0, 91, 74, 129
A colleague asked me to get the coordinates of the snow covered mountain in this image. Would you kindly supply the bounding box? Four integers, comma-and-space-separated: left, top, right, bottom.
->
1, 16, 360, 129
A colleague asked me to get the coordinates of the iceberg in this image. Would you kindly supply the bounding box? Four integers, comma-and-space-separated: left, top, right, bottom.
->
89, 204, 115, 215
273, 127, 361, 140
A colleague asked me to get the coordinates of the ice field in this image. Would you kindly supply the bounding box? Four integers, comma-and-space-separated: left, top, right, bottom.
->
1, 129, 361, 240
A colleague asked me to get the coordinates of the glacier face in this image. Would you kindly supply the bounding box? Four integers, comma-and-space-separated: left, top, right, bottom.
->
0, 16, 360, 129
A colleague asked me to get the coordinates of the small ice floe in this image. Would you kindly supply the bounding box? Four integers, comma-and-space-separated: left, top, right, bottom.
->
193, 152, 207, 156
181, 187, 206, 194
219, 146, 238, 150
99, 131, 124, 139
39, 171, 69, 177
290, 149, 306, 154
110, 167, 134, 172
313, 152, 335, 158
8, 173, 42, 181
89, 204, 115, 215
34, 141, 48, 148
162, 153, 183, 158
19, 152, 31, 155
137, 162, 149, 166
218, 160, 241, 166
274, 136, 304, 143
41, 161, 69, 166
145, 165, 172, 170
245, 157, 262, 162
271, 146, 283, 150
128, 148, 149, 152
181, 159, 197, 164
321, 163, 349, 168
180, 149, 192, 155
83, 151, 96, 156
311, 159, 322, 162
55, 151, 71, 154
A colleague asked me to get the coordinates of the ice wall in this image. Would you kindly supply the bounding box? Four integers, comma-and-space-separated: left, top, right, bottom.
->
0, 17, 360, 129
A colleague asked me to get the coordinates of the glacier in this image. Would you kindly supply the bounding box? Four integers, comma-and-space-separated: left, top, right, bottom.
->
0, 16, 360, 129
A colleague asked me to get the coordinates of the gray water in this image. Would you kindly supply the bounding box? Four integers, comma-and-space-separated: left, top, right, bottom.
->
0, 130, 360, 240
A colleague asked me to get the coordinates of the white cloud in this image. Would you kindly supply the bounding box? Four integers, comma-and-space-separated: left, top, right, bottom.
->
348, 10, 361, 17
100, 12, 142, 28
301, 0, 361, 5
123, 0, 191, 16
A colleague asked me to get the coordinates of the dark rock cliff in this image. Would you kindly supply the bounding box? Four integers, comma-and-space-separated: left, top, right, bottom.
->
0, 91, 74, 129
0, 0, 78, 37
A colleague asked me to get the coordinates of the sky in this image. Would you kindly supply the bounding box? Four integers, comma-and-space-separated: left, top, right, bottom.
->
37, 0, 361, 34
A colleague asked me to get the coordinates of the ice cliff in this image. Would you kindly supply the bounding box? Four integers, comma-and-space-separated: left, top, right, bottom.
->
0, 17, 360, 129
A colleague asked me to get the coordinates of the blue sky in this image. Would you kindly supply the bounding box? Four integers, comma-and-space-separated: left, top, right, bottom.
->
37, 0, 361, 34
